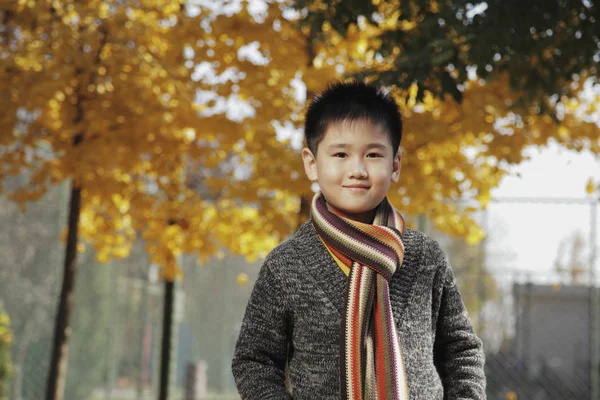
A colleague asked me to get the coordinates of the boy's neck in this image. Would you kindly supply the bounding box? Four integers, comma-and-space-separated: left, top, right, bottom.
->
327, 204, 376, 224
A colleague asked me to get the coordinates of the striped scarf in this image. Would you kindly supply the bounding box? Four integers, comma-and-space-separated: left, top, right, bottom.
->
310, 192, 409, 400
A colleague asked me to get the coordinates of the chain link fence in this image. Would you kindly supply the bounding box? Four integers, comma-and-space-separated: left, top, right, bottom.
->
1, 190, 598, 399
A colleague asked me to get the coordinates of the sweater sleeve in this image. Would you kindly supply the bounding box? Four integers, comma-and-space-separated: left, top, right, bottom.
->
433, 251, 487, 399
231, 259, 293, 400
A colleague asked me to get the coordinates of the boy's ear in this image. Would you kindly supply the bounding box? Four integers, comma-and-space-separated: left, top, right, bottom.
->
302, 148, 318, 181
391, 150, 401, 183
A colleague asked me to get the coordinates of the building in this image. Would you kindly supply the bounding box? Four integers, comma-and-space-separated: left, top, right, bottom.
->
508, 283, 599, 399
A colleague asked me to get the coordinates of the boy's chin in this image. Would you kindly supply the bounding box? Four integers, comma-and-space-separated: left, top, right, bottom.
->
329, 205, 377, 223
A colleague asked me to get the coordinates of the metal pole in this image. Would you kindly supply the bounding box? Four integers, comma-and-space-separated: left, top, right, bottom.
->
104, 262, 117, 400
158, 277, 177, 400
477, 208, 488, 336
590, 201, 598, 400
524, 276, 532, 367
513, 274, 522, 358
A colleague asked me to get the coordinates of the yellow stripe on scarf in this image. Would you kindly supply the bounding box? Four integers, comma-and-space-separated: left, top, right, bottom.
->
320, 237, 350, 276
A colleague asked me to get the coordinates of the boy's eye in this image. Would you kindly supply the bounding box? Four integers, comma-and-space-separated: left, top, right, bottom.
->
333, 152, 348, 158
366, 153, 383, 158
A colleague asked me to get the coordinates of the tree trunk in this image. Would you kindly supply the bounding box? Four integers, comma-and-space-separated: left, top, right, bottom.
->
158, 280, 175, 400
45, 183, 82, 400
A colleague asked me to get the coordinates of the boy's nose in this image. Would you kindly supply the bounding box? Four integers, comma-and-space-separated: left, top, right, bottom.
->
348, 162, 368, 179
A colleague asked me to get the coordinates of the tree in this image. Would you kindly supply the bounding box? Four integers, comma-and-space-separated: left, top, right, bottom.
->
291, 0, 600, 229
0, 2, 299, 399
297, 0, 599, 114
554, 231, 590, 285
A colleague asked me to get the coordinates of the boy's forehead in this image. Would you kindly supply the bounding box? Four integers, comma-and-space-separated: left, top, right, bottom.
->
321, 119, 390, 142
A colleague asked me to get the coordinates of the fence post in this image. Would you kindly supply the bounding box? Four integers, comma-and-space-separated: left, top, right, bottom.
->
591, 286, 599, 400
185, 361, 207, 400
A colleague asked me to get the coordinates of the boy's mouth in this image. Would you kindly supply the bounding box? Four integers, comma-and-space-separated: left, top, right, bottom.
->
344, 184, 370, 190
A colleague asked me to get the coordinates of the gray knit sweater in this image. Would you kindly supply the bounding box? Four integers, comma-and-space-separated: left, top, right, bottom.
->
232, 221, 486, 399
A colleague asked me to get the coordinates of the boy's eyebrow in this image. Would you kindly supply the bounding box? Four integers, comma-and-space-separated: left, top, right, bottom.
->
327, 143, 349, 150
366, 143, 389, 150
326, 143, 390, 150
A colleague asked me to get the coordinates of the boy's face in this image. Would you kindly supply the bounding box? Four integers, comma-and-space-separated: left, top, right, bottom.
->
302, 119, 401, 224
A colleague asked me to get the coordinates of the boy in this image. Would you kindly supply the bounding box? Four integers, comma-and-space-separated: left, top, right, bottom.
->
232, 81, 486, 399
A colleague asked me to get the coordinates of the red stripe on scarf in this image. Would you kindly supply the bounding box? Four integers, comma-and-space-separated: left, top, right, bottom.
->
328, 246, 353, 269
374, 289, 388, 399
372, 225, 404, 260
324, 241, 382, 277
351, 266, 363, 400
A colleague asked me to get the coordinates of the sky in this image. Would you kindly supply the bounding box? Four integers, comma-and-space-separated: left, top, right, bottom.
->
487, 142, 600, 283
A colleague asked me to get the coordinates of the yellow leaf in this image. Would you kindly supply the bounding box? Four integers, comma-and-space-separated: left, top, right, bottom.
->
237, 273, 249, 287
586, 178, 595, 195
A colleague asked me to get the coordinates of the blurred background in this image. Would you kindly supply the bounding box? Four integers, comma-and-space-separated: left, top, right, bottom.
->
1, 0, 599, 399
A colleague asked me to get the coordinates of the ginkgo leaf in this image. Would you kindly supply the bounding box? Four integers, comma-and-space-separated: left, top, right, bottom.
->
586, 179, 596, 195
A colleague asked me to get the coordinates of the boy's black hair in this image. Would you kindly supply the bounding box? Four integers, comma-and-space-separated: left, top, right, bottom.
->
304, 81, 402, 155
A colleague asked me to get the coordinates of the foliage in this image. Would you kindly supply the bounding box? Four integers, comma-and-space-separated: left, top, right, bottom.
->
293, 0, 600, 233
297, 0, 600, 112
4, 0, 597, 272
204, 0, 600, 243
0, 0, 300, 281
0, 3, 304, 397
